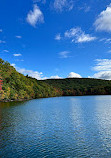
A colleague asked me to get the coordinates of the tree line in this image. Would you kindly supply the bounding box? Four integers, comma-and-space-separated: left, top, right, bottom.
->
0, 58, 111, 102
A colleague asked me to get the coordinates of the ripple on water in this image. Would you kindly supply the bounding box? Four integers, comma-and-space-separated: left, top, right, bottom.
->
1, 96, 111, 157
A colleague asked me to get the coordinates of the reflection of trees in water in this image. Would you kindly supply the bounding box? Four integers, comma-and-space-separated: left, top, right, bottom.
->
0, 101, 27, 132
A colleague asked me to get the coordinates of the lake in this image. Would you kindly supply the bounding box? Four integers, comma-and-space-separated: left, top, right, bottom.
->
1, 96, 111, 157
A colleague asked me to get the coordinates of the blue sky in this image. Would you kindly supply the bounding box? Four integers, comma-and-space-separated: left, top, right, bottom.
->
0, 0, 111, 80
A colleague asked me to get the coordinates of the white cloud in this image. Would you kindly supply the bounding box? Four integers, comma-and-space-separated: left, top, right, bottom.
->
50, 75, 62, 79
54, 0, 74, 12
65, 27, 80, 38
12, 64, 61, 80
18, 67, 62, 80
13, 54, 22, 57
94, 3, 111, 32
91, 71, 111, 80
26, 4, 44, 27
16, 36, 22, 39
93, 59, 111, 71
0, 40, 6, 44
17, 67, 43, 80
3, 50, 9, 52
77, 33, 96, 43
59, 51, 70, 58
11, 63, 16, 67
11, 64, 83, 80
55, 33, 61, 40
11, 64, 43, 80
68, 72, 82, 78
64, 27, 96, 43
91, 59, 111, 80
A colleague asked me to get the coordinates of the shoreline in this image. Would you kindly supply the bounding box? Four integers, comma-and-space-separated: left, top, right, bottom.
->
0, 94, 111, 103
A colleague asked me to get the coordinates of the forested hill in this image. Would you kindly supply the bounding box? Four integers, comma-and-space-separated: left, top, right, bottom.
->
43, 78, 111, 96
0, 58, 111, 102
0, 58, 61, 101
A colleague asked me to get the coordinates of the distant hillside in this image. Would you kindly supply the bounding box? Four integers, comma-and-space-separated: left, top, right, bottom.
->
43, 78, 111, 96
0, 58, 111, 102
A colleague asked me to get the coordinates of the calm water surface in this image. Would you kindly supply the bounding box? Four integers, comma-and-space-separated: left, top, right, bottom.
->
1, 96, 111, 158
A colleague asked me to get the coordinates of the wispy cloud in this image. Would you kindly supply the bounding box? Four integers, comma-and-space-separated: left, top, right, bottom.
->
94, 3, 111, 32
16, 36, 22, 39
13, 54, 22, 57
59, 51, 70, 58
0, 40, 6, 44
65, 27, 80, 38
79, 5, 90, 13
33, 0, 46, 4
100, 38, 111, 44
68, 72, 82, 78
55, 33, 61, 40
64, 27, 96, 43
15, 59, 24, 62
84, 6, 90, 12
53, 0, 74, 12
108, 50, 111, 53
3, 50, 9, 52
26, 4, 44, 27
